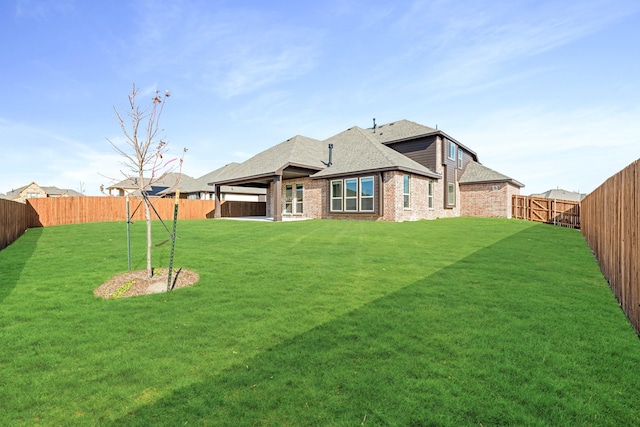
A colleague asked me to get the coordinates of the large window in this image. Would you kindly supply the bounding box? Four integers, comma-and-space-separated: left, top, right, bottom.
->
403, 174, 410, 208
331, 177, 375, 213
331, 180, 342, 211
360, 177, 374, 211
428, 180, 434, 209
345, 178, 358, 211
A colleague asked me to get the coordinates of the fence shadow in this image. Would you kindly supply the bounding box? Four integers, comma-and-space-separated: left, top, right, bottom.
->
0, 227, 43, 304
108, 225, 632, 425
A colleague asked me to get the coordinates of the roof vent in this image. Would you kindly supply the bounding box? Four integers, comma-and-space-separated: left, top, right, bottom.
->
372, 118, 376, 133
322, 144, 333, 167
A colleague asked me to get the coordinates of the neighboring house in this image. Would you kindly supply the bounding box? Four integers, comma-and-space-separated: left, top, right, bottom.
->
160, 163, 267, 202
530, 188, 586, 202
208, 119, 524, 222
4, 182, 83, 203
106, 173, 192, 197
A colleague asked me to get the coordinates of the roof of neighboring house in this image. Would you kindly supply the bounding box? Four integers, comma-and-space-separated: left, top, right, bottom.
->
211, 135, 325, 185
108, 173, 192, 196
459, 161, 524, 188
178, 163, 241, 193
530, 189, 586, 201
4, 182, 83, 199
311, 126, 440, 179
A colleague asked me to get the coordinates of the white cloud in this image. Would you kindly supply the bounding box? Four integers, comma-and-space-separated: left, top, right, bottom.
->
454, 105, 640, 194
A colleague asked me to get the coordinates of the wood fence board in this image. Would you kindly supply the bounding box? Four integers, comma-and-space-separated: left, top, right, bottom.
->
1, 197, 266, 250
582, 159, 640, 335
512, 195, 581, 229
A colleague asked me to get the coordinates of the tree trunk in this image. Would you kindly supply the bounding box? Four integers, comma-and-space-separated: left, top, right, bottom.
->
144, 200, 153, 277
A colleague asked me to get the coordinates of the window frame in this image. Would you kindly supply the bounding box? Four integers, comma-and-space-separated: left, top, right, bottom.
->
330, 176, 375, 213
284, 183, 304, 214
448, 140, 456, 161
331, 180, 343, 212
359, 177, 374, 212
428, 180, 434, 209
457, 148, 463, 168
403, 174, 411, 209
448, 182, 455, 206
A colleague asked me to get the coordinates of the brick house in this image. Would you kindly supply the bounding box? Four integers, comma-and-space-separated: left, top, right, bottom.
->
209, 119, 524, 221
3, 182, 83, 203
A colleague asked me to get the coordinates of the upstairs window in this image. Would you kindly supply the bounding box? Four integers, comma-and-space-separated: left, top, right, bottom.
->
448, 140, 456, 160
458, 149, 463, 168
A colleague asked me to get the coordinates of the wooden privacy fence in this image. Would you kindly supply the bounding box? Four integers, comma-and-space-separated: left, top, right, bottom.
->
26, 196, 216, 227
0, 197, 267, 250
512, 195, 581, 229
582, 159, 640, 335
0, 199, 38, 250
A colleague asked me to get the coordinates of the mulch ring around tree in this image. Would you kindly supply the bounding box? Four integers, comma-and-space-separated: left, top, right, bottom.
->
94, 267, 200, 299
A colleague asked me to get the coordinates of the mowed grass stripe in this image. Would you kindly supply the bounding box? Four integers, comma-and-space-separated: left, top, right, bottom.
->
1, 218, 638, 425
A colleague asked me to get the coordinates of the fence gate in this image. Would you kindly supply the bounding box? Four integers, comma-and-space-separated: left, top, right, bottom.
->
512, 195, 581, 229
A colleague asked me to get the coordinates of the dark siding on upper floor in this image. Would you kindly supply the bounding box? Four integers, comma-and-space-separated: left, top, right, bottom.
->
385, 135, 438, 171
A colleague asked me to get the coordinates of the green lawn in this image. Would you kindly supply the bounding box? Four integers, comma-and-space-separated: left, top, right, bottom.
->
1, 217, 639, 426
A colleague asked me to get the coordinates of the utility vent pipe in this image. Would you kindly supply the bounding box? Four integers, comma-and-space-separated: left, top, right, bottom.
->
322, 144, 333, 167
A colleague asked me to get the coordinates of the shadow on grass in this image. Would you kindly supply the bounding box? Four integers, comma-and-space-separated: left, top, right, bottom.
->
110, 226, 639, 426
0, 227, 43, 303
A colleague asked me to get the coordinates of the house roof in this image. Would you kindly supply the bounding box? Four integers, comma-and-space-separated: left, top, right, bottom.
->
459, 161, 524, 188
368, 119, 438, 143
530, 189, 586, 201
211, 135, 325, 185
368, 119, 478, 162
160, 163, 266, 195
311, 126, 440, 179
108, 173, 190, 190
4, 182, 83, 199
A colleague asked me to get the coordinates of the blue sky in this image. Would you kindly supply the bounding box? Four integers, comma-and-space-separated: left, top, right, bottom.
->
1, 0, 638, 196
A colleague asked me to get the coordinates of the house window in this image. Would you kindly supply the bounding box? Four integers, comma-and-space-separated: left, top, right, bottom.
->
331, 176, 375, 213
448, 140, 456, 160
403, 174, 410, 208
457, 149, 463, 168
285, 184, 304, 214
345, 179, 358, 211
331, 180, 342, 211
295, 184, 303, 214
448, 183, 455, 205
428, 181, 434, 209
360, 177, 374, 211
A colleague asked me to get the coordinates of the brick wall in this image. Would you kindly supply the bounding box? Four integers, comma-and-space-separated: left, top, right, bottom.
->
460, 182, 520, 218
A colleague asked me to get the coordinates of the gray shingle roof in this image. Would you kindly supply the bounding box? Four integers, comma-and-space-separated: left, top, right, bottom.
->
211, 135, 324, 184
459, 161, 524, 187
177, 163, 240, 193
367, 119, 438, 143
311, 126, 440, 179
530, 189, 585, 201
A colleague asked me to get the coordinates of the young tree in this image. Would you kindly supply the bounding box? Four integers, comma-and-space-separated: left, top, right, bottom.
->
107, 84, 184, 277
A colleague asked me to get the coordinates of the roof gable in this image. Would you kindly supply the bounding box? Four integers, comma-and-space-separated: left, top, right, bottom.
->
211, 135, 324, 183
368, 119, 438, 144
459, 161, 524, 187
311, 126, 440, 179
